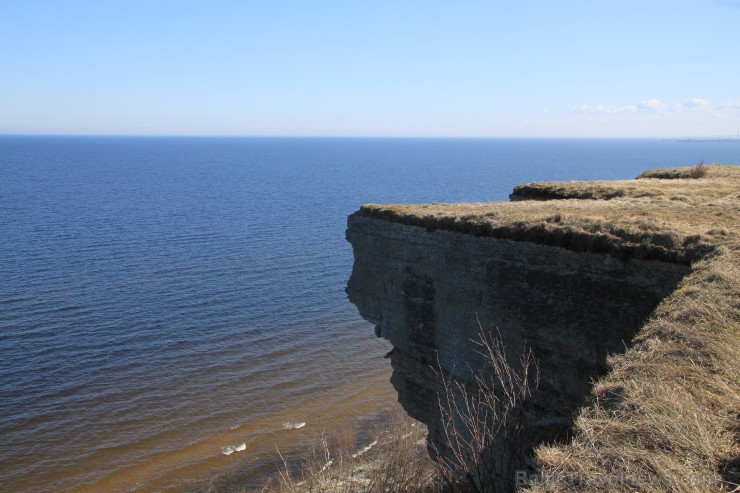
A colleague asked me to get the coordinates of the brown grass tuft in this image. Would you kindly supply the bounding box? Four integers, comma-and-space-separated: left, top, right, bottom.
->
688, 161, 708, 179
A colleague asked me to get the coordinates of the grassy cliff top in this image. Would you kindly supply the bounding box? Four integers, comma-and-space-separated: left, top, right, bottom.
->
356, 164, 739, 492
511, 163, 739, 202
356, 164, 739, 264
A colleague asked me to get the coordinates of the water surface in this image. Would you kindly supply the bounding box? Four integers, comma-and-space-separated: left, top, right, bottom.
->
1, 137, 737, 491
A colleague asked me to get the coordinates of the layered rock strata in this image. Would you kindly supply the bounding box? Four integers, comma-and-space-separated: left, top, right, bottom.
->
347, 215, 688, 483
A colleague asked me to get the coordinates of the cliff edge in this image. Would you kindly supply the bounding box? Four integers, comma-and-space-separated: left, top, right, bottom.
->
346, 164, 739, 492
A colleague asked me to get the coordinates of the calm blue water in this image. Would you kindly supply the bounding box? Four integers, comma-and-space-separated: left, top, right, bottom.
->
0, 136, 737, 491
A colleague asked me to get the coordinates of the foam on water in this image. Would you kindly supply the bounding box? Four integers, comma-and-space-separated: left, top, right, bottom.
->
282, 422, 306, 430
352, 440, 377, 458
320, 459, 334, 473
221, 443, 247, 456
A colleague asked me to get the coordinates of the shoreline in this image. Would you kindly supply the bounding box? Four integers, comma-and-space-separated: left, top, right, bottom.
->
71, 367, 397, 493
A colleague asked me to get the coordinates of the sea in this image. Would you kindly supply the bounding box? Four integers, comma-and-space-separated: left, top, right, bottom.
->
1, 136, 738, 492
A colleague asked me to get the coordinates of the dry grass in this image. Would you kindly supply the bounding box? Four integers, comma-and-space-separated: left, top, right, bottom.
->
354, 164, 739, 492
636, 161, 729, 180
356, 165, 739, 264
524, 247, 739, 492
511, 164, 737, 203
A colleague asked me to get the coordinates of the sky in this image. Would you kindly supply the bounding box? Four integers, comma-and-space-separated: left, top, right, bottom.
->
1, 0, 739, 138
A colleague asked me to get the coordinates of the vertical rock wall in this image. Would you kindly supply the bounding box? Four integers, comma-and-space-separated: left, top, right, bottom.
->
346, 214, 690, 489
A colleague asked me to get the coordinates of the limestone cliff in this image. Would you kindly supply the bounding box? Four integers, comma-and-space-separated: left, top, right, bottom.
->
346, 164, 739, 492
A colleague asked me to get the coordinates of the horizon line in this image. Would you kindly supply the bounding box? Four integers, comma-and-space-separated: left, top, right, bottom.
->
3, 133, 738, 140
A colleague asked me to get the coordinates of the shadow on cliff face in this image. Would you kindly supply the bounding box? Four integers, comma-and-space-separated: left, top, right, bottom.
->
383, 259, 690, 493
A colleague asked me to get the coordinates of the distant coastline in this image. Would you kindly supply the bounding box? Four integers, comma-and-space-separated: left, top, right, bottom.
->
675, 136, 740, 143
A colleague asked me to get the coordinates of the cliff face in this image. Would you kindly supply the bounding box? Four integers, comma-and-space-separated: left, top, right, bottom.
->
345, 165, 740, 491
346, 215, 688, 478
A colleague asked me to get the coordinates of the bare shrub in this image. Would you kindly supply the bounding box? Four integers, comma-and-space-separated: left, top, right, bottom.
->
273, 431, 336, 492
366, 407, 439, 492
432, 326, 539, 493
688, 160, 708, 179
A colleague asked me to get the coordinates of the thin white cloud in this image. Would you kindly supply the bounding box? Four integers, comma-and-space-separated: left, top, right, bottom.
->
637, 99, 665, 111
576, 98, 738, 116
683, 98, 711, 109
575, 104, 636, 115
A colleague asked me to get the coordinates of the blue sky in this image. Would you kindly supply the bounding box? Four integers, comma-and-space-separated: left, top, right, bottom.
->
1, 0, 739, 137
